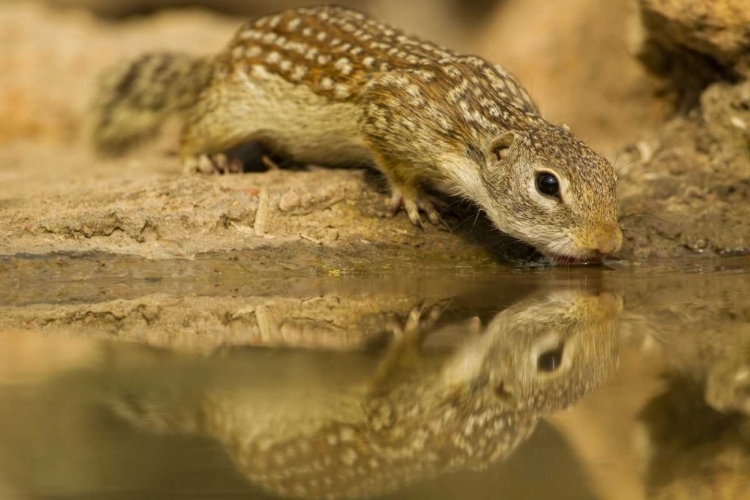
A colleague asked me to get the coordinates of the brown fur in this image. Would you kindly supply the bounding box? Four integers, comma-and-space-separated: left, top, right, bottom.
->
89, 5, 622, 261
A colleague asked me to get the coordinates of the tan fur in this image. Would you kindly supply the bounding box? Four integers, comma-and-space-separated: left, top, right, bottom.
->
89, 5, 623, 262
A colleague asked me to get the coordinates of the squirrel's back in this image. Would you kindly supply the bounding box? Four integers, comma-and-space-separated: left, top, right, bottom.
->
87, 5, 538, 157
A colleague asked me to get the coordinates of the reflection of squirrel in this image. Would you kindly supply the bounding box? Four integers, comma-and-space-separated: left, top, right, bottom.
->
89, 5, 622, 262
109, 290, 621, 498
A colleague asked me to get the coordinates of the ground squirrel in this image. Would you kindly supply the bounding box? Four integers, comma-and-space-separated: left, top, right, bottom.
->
90, 5, 623, 263
109, 290, 621, 498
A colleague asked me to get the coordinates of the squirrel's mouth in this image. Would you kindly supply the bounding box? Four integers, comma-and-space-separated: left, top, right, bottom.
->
545, 252, 603, 266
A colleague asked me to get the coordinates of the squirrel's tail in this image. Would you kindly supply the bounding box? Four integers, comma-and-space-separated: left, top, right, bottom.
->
88, 52, 214, 156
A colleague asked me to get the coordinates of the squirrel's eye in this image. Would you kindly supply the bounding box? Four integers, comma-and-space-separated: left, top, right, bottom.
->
535, 172, 561, 199
537, 346, 564, 372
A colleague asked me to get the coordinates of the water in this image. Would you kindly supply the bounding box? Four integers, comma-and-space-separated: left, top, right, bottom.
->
1, 255, 749, 500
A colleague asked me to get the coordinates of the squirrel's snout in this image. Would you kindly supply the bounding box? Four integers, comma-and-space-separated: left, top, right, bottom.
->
595, 229, 623, 256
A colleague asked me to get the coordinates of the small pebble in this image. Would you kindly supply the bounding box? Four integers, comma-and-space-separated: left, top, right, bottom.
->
279, 191, 301, 212
729, 116, 747, 130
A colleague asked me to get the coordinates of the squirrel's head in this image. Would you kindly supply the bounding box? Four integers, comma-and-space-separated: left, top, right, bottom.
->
478, 124, 622, 263
442, 289, 621, 414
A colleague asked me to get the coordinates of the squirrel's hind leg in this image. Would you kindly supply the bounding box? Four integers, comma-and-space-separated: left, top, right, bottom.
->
178, 76, 263, 175
182, 153, 244, 175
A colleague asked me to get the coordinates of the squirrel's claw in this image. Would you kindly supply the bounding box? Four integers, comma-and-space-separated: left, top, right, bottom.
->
182, 153, 243, 175
388, 188, 446, 230
388, 300, 452, 343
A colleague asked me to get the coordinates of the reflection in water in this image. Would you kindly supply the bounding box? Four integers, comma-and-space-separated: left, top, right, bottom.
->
619, 266, 750, 420
4, 259, 749, 500
107, 290, 621, 498
639, 377, 750, 500
559, 263, 750, 500
628, 271, 750, 500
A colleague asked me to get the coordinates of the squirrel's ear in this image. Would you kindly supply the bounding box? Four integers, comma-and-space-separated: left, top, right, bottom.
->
486, 131, 516, 162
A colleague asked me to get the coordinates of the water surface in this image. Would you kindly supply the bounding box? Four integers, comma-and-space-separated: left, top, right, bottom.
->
1, 255, 749, 500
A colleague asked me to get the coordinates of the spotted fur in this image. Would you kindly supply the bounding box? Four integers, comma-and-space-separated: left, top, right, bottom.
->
89, 5, 622, 261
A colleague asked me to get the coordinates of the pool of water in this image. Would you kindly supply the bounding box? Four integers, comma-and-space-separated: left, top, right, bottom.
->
1, 255, 749, 500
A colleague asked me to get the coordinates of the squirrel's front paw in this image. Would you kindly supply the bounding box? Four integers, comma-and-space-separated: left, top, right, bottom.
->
387, 300, 452, 343
182, 153, 243, 175
388, 187, 447, 230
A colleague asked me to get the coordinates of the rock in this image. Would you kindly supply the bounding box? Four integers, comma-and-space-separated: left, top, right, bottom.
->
0, 142, 511, 265
278, 190, 301, 212
635, 0, 750, 105
638, 0, 750, 68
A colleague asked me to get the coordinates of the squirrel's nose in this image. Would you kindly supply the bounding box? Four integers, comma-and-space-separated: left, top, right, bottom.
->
596, 229, 623, 256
